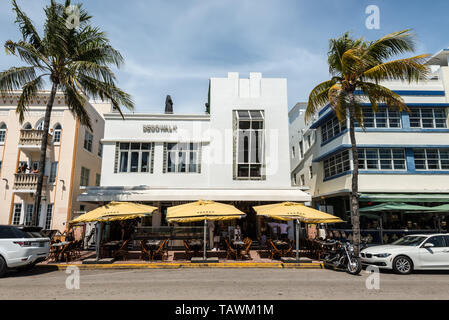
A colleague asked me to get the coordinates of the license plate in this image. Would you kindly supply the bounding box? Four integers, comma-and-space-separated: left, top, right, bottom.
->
32, 242, 45, 247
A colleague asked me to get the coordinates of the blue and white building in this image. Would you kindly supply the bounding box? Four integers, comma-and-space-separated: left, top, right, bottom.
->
289, 49, 449, 241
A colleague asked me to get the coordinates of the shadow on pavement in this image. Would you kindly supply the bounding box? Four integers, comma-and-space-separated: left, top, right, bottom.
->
2, 265, 60, 279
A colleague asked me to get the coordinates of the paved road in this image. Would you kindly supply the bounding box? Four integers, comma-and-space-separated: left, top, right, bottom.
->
1, 267, 448, 300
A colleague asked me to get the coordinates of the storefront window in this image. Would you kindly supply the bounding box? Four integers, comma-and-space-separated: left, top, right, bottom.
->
119, 142, 154, 173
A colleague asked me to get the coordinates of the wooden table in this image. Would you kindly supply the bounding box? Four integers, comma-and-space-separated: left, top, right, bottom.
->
102, 241, 122, 258
142, 240, 161, 260
272, 240, 290, 256
187, 240, 203, 256
50, 241, 70, 261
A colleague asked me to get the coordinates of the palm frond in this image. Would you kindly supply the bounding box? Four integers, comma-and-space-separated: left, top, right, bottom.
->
305, 78, 339, 123
357, 81, 407, 112
362, 54, 430, 83
0, 66, 37, 93
364, 29, 416, 63
11, 0, 43, 52
16, 75, 46, 123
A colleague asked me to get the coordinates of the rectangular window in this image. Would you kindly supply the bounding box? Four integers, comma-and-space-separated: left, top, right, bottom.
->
13, 204, 22, 225
234, 110, 265, 180
45, 204, 53, 230
53, 129, 61, 143
25, 204, 34, 226
98, 142, 103, 158
321, 117, 347, 144
80, 167, 90, 187
84, 130, 93, 152
95, 173, 101, 186
119, 142, 154, 173
299, 141, 304, 158
309, 165, 313, 179
358, 149, 406, 171
410, 108, 448, 129
49, 162, 58, 183
323, 150, 351, 179
292, 146, 295, 158
355, 107, 402, 128
300, 174, 305, 186
307, 135, 311, 149
165, 143, 200, 173
0, 130, 6, 143
414, 149, 449, 170
0, 161, 2, 171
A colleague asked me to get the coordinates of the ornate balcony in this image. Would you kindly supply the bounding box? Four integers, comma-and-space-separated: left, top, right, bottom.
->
18, 130, 52, 152
13, 173, 48, 193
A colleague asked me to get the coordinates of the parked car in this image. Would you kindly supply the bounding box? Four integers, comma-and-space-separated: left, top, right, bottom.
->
0, 225, 50, 277
361, 234, 449, 275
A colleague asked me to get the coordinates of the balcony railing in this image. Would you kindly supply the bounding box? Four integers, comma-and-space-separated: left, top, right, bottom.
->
13, 173, 48, 192
18, 130, 52, 147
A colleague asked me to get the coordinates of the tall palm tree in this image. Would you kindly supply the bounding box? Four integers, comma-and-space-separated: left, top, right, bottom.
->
0, 0, 134, 227
305, 30, 429, 255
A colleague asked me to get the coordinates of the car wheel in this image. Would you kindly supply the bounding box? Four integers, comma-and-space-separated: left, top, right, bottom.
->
0, 256, 6, 278
393, 256, 413, 275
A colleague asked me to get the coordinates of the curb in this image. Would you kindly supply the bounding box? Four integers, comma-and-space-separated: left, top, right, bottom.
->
37, 262, 324, 270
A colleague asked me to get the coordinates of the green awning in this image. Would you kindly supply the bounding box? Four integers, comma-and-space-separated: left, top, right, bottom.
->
359, 193, 449, 203
359, 202, 435, 213
360, 213, 382, 220
425, 204, 449, 213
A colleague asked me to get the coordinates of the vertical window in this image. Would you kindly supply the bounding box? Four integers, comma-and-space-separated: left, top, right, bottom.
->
300, 174, 305, 186
119, 143, 154, 173
321, 118, 347, 143
0, 161, 2, 171
299, 141, 304, 158
410, 108, 448, 129
166, 143, 200, 173
292, 146, 295, 158
53, 124, 62, 143
234, 110, 265, 180
414, 149, 449, 170
323, 150, 351, 179
35, 119, 44, 130
307, 135, 311, 149
358, 149, 406, 171
13, 204, 22, 225
80, 167, 90, 187
45, 204, 53, 230
25, 204, 34, 226
84, 130, 93, 152
0, 123, 6, 143
49, 162, 58, 183
98, 142, 103, 157
309, 166, 313, 179
95, 173, 101, 186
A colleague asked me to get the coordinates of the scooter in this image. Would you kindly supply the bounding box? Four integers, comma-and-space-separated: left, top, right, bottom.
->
323, 240, 363, 275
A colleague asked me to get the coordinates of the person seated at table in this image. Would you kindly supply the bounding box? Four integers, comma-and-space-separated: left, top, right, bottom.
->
233, 225, 242, 241
279, 223, 289, 241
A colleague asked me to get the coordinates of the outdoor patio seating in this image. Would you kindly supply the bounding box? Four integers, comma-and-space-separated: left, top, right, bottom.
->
241, 238, 252, 260
183, 240, 193, 259
139, 240, 152, 260
152, 239, 169, 261
311, 240, 324, 261
285, 239, 295, 257
268, 239, 283, 260
225, 238, 237, 260
59, 241, 75, 263
113, 239, 130, 261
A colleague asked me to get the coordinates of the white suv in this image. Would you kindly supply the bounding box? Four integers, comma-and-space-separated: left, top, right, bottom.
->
0, 225, 50, 277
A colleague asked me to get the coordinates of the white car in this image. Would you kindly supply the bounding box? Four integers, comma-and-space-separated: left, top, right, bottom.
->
0, 225, 50, 277
361, 234, 449, 274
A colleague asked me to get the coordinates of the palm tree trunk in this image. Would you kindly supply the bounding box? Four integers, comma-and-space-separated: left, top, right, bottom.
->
32, 82, 57, 227
348, 105, 361, 256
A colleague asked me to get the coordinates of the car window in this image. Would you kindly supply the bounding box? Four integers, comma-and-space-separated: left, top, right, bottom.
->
424, 236, 446, 248
392, 236, 427, 246
0, 227, 18, 239
444, 236, 449, 247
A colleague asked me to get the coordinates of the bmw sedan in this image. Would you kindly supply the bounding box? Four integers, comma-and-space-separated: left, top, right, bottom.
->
360, 234, 449, 275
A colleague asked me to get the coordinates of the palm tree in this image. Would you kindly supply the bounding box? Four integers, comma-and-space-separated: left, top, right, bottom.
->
0, 0, 134, 227
305, 30, 429, 255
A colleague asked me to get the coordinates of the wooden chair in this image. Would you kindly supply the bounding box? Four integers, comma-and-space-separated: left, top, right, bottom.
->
241, 238, 252, 260
311, 240, 324, 261
59, 242, 75, 263
285, 240, 295, 258
139, 240, 151, 260
224, 239, 237, 260
268, 240, 283, 260
113, 239, 130, 261
183, 240, 193, 259
152, 239, 169, 262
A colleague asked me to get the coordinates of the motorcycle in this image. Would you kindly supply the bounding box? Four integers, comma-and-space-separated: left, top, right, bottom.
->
323, 240, 363, 275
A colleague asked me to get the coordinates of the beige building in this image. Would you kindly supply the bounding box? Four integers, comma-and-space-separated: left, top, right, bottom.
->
0, 91, 110, 231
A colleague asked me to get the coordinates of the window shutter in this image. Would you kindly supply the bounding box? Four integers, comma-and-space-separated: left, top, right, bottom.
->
162, 143, 167, 173
114, 142, 119, 173
150, 142, 155, 174
197, 143, 202, 174
232, 111, 237, 180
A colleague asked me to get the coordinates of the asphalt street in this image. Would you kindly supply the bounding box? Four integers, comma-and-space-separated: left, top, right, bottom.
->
1, 267, 448, 300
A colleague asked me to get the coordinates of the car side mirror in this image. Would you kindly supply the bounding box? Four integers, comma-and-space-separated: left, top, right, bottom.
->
423, 242, 434, 248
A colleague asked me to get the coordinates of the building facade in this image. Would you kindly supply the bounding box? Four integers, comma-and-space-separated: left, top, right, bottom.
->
289, 49, 449, 242
0, 91, 110, 231
79, 72, 310, 239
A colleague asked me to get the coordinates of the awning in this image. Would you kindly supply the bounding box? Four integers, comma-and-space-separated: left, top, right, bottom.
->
166, 200, 246, 223
426, 204, 449, 213
78, 186, 311, 203
359, 202, 436, 213
359, 193, 449, 203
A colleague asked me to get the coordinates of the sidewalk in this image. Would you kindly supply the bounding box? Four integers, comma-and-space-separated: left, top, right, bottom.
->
39, 249, 324, 270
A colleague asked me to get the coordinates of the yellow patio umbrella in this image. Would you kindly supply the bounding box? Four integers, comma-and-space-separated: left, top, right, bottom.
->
253, 202, 343, 262
167, 200, 246, 260
70, 201, 157, 224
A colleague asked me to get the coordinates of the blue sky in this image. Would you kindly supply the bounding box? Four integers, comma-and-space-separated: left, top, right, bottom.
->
1, 0, 448, 114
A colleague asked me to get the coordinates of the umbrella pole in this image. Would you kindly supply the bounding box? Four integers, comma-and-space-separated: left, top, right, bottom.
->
203, 219, 207, 261
95, 222, 103, 261
295, 219, 300, 262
